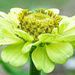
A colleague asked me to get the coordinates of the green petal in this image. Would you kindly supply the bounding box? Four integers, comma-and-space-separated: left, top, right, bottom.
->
58, 29, 75, 42
0, 12, 10, 21
49, 8, 60, 14
70, 41, 75, 49
10, 8, 22, 14
1, 42, 29, 67
46, 42, 73, 64
0, 29, 22, 45
61, 15, 68, 19
38, 33, 61, 43
45, 8, 59, 14
14, 29, 34, 41
22, 41, 41, 53
52, 28, 58, 34
8, 12, 19, 28
0, 17, 13, 31
8, 8, 23, 28
32, 46, 55, 73
59, 19, 69, 34
0, 12, 19, 28
64, 16, 75, 32
22, 42, 32, 53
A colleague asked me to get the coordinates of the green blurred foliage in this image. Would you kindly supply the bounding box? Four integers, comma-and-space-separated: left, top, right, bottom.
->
0, 59, 29, 75
0, 59, 46, 75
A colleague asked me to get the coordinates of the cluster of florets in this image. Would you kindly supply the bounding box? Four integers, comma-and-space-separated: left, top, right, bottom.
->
17, 8, 63, 40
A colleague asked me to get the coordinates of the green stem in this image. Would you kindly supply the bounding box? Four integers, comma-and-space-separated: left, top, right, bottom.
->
29, 49, 41, 75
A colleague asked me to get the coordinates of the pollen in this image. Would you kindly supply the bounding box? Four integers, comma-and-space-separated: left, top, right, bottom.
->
17, 8, 63, 41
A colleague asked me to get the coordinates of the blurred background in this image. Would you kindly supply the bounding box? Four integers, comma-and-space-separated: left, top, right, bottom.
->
0, 0, 75, 75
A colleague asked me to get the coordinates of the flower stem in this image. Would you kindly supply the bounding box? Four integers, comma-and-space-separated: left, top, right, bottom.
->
29, 49, 41, 75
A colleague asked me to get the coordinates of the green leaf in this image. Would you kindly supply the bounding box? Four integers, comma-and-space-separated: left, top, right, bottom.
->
0, 59, 28, 75
1, 42, 29, 67
32, 46, 55, 73
41, 70, 46, 75
46, 42, 73, 64
0, 29, 22, 45
38, 33, 61, 43
14, 29, 34, 41
59, 19, 69, 34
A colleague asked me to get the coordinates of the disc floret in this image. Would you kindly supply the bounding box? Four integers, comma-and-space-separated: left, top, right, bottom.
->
17, 8, 63, 40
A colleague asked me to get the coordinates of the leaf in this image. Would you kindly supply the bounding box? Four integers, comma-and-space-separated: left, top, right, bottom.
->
38, 33, 61, 43
1, 42, 29, 67
32, 46, 55, 73
14, 29, 34, 41
46, 42, 73, 64
0, 59, 28, 75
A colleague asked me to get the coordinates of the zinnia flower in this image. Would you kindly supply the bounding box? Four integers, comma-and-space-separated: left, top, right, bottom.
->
0, 8, 75, 73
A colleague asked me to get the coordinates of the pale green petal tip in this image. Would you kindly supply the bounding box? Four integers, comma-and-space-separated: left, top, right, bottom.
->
48, 8, 60, 14
61, 15, 68, 19
43, 64, 55, 73
0, 12, 8, 19
10, 8, 23, 14
9, 58, 28, 68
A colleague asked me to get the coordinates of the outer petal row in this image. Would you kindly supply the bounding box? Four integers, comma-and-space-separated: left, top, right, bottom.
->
32, 46, 55, 73
1, 42, 29, 67
46, 42, 73, 64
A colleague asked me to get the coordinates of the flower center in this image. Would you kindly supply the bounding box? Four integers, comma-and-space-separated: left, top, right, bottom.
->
17, 8, 63, 40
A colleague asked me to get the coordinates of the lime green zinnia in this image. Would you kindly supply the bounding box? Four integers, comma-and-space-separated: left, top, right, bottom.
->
0, 8, 75, 73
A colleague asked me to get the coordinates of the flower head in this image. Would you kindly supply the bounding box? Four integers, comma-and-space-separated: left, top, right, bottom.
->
0, 8, 75, 73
